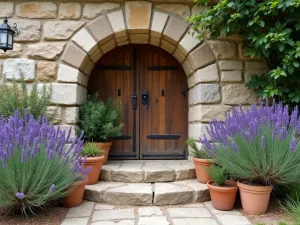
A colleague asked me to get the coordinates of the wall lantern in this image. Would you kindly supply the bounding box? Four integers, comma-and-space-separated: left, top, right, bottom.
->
0, 17, 19, 52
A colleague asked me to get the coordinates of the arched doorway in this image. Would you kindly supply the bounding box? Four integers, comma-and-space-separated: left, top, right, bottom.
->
88, 45, 188, 160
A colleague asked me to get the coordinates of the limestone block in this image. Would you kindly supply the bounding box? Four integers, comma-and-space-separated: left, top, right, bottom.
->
82, 59, 94, 76
138, 207, 164, 217
139, 217, 170, 225
107, 10, 126, 38
188, 44, 215, 71
245, 70, 268, 83
142, 164, 175, 182
111, 164, 144, 183
160, 40, 176, 54
57, 64, 83, 84
59, 3, 81, 20
51, 83, 87, 105
151, 11, 168, 38
3, 59, 35, 81
100, 39, 116, 54
188, 123, 210, 140
188, 76, 194, 90
44, 21, 85, 41
208, 41, 237, 59
245, 61, 268, 70
72, 28, 98, 54
125, 1, 152, 33
0, 2, 14, 18
65, 107, 79, 124
37, 61, 57, 82
0, 44, 22, 58
156, 4, 190, 19
130, 34, 149, 44
90, 50, 103, 63
222, 84, 257, 105
192, 105, 232, 122
182, 60, 193, 76
194, 84, 221, 104
83, 3, 120, 19
179, 30, 201, 55
150, 38, 160, 47
173, 49, 185, 63
193, 64, 219, 84
87, 16, 114, 44
218, 60, 243, 71
16, 2, 57, 19
47, 106, 61, 124
221, 71, 242, 82
62, 43, 87, 69
27, 43, 65, 60
163, 16, 189, 45
118, 41, 130, 47
92, 208, 135, 221
168, 207, 212, 218
12, 20, 41, 42
116, 36, 128, 43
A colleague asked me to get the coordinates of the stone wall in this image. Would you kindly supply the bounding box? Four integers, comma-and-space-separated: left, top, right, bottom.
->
0, 1, 268, 145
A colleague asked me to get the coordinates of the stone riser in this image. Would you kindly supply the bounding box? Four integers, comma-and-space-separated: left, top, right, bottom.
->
100, 160, 196, 183
84, 179, 210, 206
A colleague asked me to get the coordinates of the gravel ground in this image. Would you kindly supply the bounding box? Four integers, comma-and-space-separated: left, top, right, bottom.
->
0, 205, 68, 225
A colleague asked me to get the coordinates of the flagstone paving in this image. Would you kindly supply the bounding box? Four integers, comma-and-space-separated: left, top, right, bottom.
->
61, 201, 252, 225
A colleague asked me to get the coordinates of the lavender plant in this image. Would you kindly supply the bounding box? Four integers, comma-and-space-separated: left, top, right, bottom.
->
0, 111, 89, 215
200, 100, 300, 186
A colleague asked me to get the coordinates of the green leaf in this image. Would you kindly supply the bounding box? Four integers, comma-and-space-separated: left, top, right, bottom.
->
296, 23, 300, 31
259, 21, 265, 28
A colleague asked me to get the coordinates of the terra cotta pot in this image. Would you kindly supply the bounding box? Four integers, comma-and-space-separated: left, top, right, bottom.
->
193, 158, 213, 184
94, 142, 112, 164
63, 179, 87, 208
237, 181, 273, 214
82, 156, 105, 185
207, 180, 238, 211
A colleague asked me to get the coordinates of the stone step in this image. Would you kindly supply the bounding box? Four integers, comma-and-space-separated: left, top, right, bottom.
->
100, 160, 196, 183
84, 179, 210, 206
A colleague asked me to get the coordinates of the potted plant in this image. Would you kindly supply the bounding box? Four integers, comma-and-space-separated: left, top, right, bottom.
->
63, 179, 88, 208
80, 143, 105, 185
206, 164, 238, 211
187, 138, 214, 184
200, 100, 300, 214
78, 94, 123, 164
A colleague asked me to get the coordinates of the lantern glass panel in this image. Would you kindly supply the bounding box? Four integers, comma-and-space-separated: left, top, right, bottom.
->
8, 31, 13, 48
0, 31, 7, 48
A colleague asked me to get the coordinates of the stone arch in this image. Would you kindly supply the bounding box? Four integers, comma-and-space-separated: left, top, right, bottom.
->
55, 1, 258, 144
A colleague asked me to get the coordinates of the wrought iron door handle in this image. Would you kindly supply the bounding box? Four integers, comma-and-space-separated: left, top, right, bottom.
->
142, 89, 150, 109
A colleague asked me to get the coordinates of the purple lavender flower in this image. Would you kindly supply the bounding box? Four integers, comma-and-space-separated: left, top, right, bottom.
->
15, 192, 25, 199
290, 139, 297, 152
261, 135, 265, 149
279, 128, 287, 140
49, 184, 55, 193
232, 140, 238, 153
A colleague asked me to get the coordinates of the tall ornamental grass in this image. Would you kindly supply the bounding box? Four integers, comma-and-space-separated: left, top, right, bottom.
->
200, 100, 300, 186
0, 111, 89, 215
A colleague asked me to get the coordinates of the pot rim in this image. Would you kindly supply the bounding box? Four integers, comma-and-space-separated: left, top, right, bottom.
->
193, 157, 213, 165
237, 181, 273, 192
93, 142, 112, 146
207, 180, 238, 193
81, 156, 105, 161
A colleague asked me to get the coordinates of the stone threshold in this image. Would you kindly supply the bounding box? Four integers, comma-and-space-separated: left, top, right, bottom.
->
84, 179, 210, 206
101, 160, 196, 183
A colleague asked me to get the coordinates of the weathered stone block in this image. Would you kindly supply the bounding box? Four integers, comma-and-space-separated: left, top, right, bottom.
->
47, 106, 61, 124
57, 64, 83, 83
221, 71, 242, 82
160, 40, 176, 54
193, 64, 219, 83
125, 1, 152, 33
3, 59, 35, 81
179, 30, 201, 55
138, 207, 164, 217
92, 208, 135, 221
245, 61, 268, 70
156, 4, 190, 19
16, 2, 57, 19
44, 21, 85, 41
182, 60, 193, 76
188, 123, 210, 140
111, 164, 144, 183
100, 39, 116, 54
168, 207, 212, 218
0, 44, 22, 58
107, 10, 126, 38
130, 34, 149, 44
65, 107, 79, 124
72, 28, 98, 54
218, 60, 243, 71
27, 43, 65, 60
0, 2, 14, 18
188, 44, 215, 71
222, 84, 257, 105
142, 164, 175, 182
37, 61, 57, 82
51, 83, 87, 105
163, 16, 189, 45
191, 105, 232, 122
208, 41, 237, 59
173, 49, 185, 63
59, 3, 81, 20
194, 84, 221, 104
87, 16, 114, 44
12, 20, 41, 42
62, 43, 87, 69
83, 3, 120, 19
151, 11, 168, 38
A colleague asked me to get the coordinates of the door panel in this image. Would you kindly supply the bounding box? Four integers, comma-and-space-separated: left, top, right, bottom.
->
88, 45, 188, 159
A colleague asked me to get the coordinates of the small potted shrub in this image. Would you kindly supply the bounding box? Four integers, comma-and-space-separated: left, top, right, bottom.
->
187, 138, 214, 184
206, 164, 238, 211
78, 94, 123, 164
80, 143, 105, 185
200, 100, 300, 214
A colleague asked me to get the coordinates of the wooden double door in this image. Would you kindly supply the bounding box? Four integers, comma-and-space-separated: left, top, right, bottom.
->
88, 45, 188, 159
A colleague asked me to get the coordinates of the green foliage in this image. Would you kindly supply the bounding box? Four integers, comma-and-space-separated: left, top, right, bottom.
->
186, 138, 212, 159
281, 185, 300, 224
206, 164, 227, 186
0, 78, 54, 119
189, 0, 300, 105
81, 143, 103, 157
78, 94, 123, 142
0, 146, 81, 215
216, 124, 300, 186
